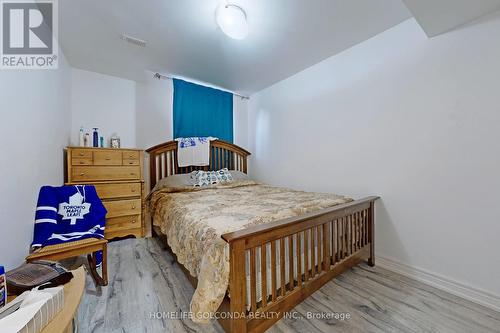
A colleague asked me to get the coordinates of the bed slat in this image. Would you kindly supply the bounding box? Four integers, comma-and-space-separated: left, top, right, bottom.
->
280, 238, 286, 296
363, 209, 367, 246
249, 248, 257, 312
296, 232, 302, 287
348, 214, 354, 255
288, 235, 294, 291
353, 213, 357, 251
260, 244, 267, 308
333, 219, 338, 264
356, 211, 361, 250
304, 229, 309, 282
311, 227, 317, 277
351, 214, 355, 255
316, 226, 321, 271
271, 240, 277, 302
323, 222, 330, 271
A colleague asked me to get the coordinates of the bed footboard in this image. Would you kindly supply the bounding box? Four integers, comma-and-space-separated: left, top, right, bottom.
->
221, 196, 379, 333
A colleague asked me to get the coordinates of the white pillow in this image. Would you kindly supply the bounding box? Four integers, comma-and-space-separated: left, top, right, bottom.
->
229, 170, 249, 181
152, 174, 192, 192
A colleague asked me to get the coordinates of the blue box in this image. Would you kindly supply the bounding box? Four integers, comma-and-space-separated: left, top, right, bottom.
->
0, 265, 5, 308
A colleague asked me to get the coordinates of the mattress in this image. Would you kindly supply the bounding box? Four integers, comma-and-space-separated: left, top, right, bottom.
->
148, 179, 352, 323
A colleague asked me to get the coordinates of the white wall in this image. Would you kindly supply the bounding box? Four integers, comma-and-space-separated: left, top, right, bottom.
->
0, 51, 71, 269
135, 72, 173, 150
233, 96, 249, 150
70, 69, 136, 148
248, 16, 500, 298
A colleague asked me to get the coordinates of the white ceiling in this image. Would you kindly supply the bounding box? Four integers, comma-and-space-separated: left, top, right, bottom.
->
59, 0, 500, 95
59, 0, 411, 95
403, 0, 500, 37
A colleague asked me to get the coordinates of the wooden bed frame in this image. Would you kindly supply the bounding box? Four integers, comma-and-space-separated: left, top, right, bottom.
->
146, 140, 379, 333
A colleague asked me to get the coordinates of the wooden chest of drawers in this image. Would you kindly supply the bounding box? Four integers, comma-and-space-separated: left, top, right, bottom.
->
65, 147, 145, 239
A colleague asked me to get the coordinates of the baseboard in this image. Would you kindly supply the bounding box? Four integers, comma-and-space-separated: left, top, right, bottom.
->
376, 256, 500, 313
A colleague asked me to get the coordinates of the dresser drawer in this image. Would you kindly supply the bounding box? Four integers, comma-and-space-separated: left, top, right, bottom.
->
72, 166, 141, 182
72, 158, 93, 166
72, 149, 92, 159
94, 183, 141, 200
93, 150, 122, 165
106, 214, 141, 231
123, 151, 140, 160
103, 199, 141, 218
71, 149, 93, 165
123, 159, 140, 166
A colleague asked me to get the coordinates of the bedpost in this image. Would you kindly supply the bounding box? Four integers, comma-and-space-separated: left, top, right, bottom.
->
228, 238, 247, 333
149, 152, 157, 190
368, 200, 375, 267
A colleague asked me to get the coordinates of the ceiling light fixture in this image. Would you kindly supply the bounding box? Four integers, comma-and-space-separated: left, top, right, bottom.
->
216, 3, 248, 40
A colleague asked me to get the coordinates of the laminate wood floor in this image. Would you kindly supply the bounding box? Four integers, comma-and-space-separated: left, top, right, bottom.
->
75, 238, 500, 333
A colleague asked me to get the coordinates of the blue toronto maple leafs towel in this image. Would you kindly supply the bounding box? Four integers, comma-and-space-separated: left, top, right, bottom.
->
32, 185, 107, 265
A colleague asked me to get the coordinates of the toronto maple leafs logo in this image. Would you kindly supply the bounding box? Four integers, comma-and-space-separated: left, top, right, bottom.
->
58, 192, 91, 225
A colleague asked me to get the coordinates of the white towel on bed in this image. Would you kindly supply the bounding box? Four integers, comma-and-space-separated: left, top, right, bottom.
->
175, 137, 216, 167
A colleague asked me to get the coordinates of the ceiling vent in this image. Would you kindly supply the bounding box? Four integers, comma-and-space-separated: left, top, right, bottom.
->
121, 34, 147, 48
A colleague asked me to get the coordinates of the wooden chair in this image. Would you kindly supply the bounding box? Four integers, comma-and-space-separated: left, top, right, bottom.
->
26, 238, 108, 286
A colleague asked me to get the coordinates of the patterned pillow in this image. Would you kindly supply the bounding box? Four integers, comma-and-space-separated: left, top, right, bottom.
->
189, 170, 201, 184
192, 170, 219, 187
191, 168, 233, 187
216, 168, 233, 183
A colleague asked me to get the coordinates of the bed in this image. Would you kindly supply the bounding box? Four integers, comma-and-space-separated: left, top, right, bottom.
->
146, 140, 379, 333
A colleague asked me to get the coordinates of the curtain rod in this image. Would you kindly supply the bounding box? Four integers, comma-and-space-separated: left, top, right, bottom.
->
153, 72, 249, 100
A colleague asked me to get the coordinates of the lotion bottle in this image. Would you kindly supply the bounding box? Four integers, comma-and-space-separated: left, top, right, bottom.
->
79, 127, 85, 147
84, 133, 90, 147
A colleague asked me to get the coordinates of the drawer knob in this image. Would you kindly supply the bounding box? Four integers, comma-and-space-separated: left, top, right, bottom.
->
105, 157, 111, 160
130, 173, 136, 176
132, 205, 136, 209
80, 173, 85, 176
132, 220, 137, 224
79, 161, 85, 164
79, 152, 84, 156
131, 188, 136, 192
128, 161, 134, 165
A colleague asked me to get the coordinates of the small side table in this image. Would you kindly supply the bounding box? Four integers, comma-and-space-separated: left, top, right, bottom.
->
26, 238, 108, 286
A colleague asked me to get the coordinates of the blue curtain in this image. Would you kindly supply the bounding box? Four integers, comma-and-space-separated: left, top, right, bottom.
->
173, 79, 233, 143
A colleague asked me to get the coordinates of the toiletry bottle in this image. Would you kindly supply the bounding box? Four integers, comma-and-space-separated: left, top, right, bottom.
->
79, 127, 85, 147
84, 133, 90, 147
93, 128, 99, 147
100, 136, 104, 148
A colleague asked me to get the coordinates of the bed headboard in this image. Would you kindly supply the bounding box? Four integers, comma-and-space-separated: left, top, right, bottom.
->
146, 140, 251, 189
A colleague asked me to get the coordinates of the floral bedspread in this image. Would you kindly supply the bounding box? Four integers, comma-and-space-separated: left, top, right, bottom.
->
147, 180, 352, 323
